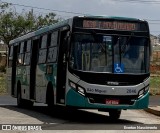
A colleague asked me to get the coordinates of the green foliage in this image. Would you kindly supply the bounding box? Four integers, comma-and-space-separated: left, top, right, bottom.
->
150, 76, 160, 88
0, 74, 6, 94
0, 3, 58, 45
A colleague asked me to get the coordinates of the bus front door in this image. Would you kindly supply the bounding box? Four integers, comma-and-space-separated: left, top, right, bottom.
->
56, 30, 68, 104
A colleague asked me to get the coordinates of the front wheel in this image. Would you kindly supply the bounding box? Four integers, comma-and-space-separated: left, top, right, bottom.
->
109, 109, 121, 120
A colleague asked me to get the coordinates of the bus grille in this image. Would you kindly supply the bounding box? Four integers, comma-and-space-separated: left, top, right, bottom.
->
86, 93, 138, 105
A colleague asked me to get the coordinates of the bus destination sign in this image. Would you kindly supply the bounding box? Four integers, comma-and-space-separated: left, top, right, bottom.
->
83, 20, 137, 31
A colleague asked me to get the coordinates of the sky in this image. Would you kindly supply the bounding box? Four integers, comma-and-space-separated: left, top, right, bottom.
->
2, 0, 160, 36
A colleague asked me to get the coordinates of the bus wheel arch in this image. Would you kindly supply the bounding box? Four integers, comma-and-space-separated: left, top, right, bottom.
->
46, 82, 54, 108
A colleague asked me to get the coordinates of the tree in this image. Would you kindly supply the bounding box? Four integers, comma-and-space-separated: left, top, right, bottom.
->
0, 3, 58, 45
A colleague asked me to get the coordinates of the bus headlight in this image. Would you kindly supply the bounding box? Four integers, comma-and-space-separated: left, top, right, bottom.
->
139, 89, 144, 96
69, 81, 76, 89
69, 80, 85, 96
138, 85, 149, 98
144, 85, 149, 92
77, 86, 85, 96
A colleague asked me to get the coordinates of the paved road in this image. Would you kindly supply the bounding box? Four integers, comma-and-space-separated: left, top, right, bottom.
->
149, 95, 160, 106
0, 95, 159, 132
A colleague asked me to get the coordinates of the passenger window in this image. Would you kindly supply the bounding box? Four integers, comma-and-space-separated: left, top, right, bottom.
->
24, 40, 31, 65
8, 46, 13, 67
38, 49, 47, 64
9, 46, 13, 57
41, 34, 48, 48
51, 31, 58, 46
46, 31, 58, 63
17, 42, 25, 65
38, 34, 48, 64
26, 40, 32, 52
20, 42, 24, 53
47, 47, 57, 63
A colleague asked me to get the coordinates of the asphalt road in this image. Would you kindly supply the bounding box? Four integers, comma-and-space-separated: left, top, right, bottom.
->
149, 95, 160, 106
0, 95, 159, 132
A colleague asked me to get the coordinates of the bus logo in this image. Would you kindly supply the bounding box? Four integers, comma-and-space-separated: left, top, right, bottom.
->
114, 63, 124, 73
107, 81, 119, 86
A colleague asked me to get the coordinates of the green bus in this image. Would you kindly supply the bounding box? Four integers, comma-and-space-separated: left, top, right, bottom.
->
7, 16, 151, 119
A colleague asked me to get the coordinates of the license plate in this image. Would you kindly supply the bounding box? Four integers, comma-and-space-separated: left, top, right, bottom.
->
105, 99, 119, 105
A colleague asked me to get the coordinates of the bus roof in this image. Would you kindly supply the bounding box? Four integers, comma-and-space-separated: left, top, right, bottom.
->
9, 19, 71, 45
9, 16, 146, 45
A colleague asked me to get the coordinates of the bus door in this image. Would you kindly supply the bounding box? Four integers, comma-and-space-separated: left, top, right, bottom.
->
56, 28, 69, 104
11, 45, 18, 96
30, 38, 39, 99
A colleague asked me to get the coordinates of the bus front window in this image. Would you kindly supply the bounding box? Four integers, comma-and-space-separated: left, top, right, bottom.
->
70, 34, 112, 72
70, 34, 149, 74
114, 36, 149, 73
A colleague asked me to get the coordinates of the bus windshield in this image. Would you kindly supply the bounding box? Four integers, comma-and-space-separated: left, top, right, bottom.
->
69, 33, 149, 74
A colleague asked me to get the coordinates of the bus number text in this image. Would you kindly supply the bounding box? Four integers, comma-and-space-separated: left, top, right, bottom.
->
127, 89, 136, 94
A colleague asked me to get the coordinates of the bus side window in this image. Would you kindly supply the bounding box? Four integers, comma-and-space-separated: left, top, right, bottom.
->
8, 45, 13, 67
51, 31, 58, 46
47, 31, 58, 63
38, 34, 47, 64
24, 40, 31, 65
17, 42, 24, 65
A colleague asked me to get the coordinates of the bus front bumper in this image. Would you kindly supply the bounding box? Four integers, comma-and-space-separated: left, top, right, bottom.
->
66, 89, 149, 109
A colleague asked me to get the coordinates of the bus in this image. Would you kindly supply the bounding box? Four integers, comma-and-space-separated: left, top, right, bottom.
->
7, 16, 151, 119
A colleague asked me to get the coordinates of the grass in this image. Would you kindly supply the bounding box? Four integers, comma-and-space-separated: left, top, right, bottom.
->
150, 76, 160, 95
150, 76, 160, 88
0, 75, 7, 95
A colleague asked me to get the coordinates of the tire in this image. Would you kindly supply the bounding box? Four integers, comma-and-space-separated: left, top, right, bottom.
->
109, 109, 121, 120
46, 84, 55, 110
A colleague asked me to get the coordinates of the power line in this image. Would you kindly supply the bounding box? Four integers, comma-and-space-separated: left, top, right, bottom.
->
1, 1, 160, 22
1, 1, 88, 15
112, 0, 160, 4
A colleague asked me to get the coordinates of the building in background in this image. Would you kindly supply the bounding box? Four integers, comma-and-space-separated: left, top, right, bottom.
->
150, 35, 160, 74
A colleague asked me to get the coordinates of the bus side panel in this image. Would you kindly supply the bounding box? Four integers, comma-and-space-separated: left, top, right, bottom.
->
36, 64, 47, 103
36, 64, 57, 103
16, 66, 30, 100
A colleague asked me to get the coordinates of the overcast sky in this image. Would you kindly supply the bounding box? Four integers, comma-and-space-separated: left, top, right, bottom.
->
3, 0, 160, 36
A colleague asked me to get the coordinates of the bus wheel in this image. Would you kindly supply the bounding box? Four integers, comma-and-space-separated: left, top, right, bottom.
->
46, 85, 55, 110
109, 109, 121, 120
17, 88, 25, 107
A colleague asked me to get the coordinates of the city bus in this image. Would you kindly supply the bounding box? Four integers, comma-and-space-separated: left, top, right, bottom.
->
7, 16, 151, 119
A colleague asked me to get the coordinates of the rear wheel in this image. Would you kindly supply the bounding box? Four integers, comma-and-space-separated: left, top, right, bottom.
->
17, 87, 25, 107
46, 84, 55, 110
109, 109, 121, 120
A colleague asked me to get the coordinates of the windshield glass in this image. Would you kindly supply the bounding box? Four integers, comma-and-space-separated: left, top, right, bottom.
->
69, 34, 149, 74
